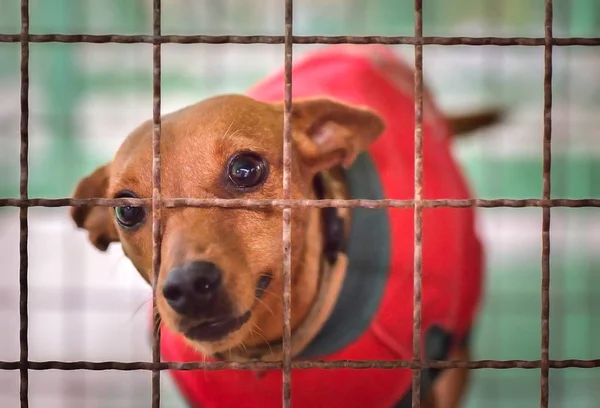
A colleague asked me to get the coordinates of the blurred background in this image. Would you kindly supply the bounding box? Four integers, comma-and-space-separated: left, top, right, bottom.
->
0, 0, 599, 407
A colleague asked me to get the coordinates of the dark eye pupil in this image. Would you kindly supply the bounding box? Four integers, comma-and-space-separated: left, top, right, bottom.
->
228, 153, 266, 188
115, 205, 144, 227
232, 158, 258, 179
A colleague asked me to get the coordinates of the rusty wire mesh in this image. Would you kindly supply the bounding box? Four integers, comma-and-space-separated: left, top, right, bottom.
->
1, 0, 600, 407
412, 1, 424, 404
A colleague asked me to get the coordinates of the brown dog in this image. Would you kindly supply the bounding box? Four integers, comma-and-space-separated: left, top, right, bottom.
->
71, 45, 498, 408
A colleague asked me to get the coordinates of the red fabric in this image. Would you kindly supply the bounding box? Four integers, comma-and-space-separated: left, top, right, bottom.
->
159, 45, 484, 408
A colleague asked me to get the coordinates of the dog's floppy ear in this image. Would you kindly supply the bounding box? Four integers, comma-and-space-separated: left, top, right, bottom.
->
290, 98, 385, 174
70, 164, 119, 251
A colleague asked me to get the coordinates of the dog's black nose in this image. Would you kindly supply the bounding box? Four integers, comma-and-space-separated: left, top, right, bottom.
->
162, 261, 222, 317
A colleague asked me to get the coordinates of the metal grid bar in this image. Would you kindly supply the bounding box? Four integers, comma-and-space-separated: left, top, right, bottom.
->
3, 198, 600, 209
151, 0, 162, 406
541, 1, 553, 406
412, 0, 424, 406
282, 0, 294, 406
0, 34, 599, 46
3, 0, 600, 407
19, 1, 29, 407
1, 359, 599, 371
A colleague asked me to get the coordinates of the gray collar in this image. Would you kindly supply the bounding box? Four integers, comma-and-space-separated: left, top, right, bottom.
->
299, 152, 391, 359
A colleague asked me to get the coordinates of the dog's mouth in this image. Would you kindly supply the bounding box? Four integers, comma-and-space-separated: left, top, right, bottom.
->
182, 273, 272, 342
184, 311, 251, 342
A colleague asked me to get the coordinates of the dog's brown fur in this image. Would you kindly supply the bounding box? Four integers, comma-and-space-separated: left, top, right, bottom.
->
71, 94, 499, 407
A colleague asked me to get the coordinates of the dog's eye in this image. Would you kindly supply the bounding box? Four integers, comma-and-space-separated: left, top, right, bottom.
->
114, 191, 146, 229
227, 152, 268, 189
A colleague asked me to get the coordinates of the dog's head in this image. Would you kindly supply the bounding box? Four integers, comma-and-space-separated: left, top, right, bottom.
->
70, 94, 384, 354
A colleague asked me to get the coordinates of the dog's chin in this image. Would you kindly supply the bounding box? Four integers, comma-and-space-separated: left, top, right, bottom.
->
183, 311, 252, 343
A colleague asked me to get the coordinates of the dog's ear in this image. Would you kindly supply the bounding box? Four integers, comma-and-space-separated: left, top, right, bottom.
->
70, 164, 119, 251
290, 98, 385, 174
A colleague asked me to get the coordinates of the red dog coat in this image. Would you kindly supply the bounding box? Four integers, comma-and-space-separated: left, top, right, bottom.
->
158, 45, 484, 408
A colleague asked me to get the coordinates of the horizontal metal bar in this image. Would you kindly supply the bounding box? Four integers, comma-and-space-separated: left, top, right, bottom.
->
0, 359, 598, 371
1, 197, 599, 209
0, 34, 598, 46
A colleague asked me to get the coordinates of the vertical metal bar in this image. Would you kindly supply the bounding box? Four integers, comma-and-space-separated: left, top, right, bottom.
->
412, 0, 424, 407
541, 1, 553, 407
282, 0, 294, 406
151, 1, 162, 407
19, 0, 30, 407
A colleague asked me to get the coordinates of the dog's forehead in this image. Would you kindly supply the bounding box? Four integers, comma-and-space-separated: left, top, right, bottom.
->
119, 95, 282, 156
108, 95, 284, 196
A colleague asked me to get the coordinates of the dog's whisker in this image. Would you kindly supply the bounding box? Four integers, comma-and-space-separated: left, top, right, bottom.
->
239, 341, 249, 355
221, 118, 245, 145
248, 326, 258, 343
222, 118, 238, 142
128, 297, 153, 323
254, 296, 277, 319
251, 324, 273, 355
259, 288, 283, 301
147, 301, 162, 338
223, 118, 235, 139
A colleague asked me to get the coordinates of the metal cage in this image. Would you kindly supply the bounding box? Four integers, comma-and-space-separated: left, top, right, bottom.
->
1, 0, 600, 407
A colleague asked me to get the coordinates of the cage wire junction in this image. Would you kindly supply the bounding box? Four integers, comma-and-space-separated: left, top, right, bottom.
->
1, 0, 600, 407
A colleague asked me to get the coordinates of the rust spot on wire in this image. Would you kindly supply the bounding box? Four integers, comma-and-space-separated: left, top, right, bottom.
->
541, 1, 553, 406
151, 1, 163, 407
282, 0, 294, 406
0, 34, 598, 46
412, 1, 424, 406
19, 1, 29, 407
